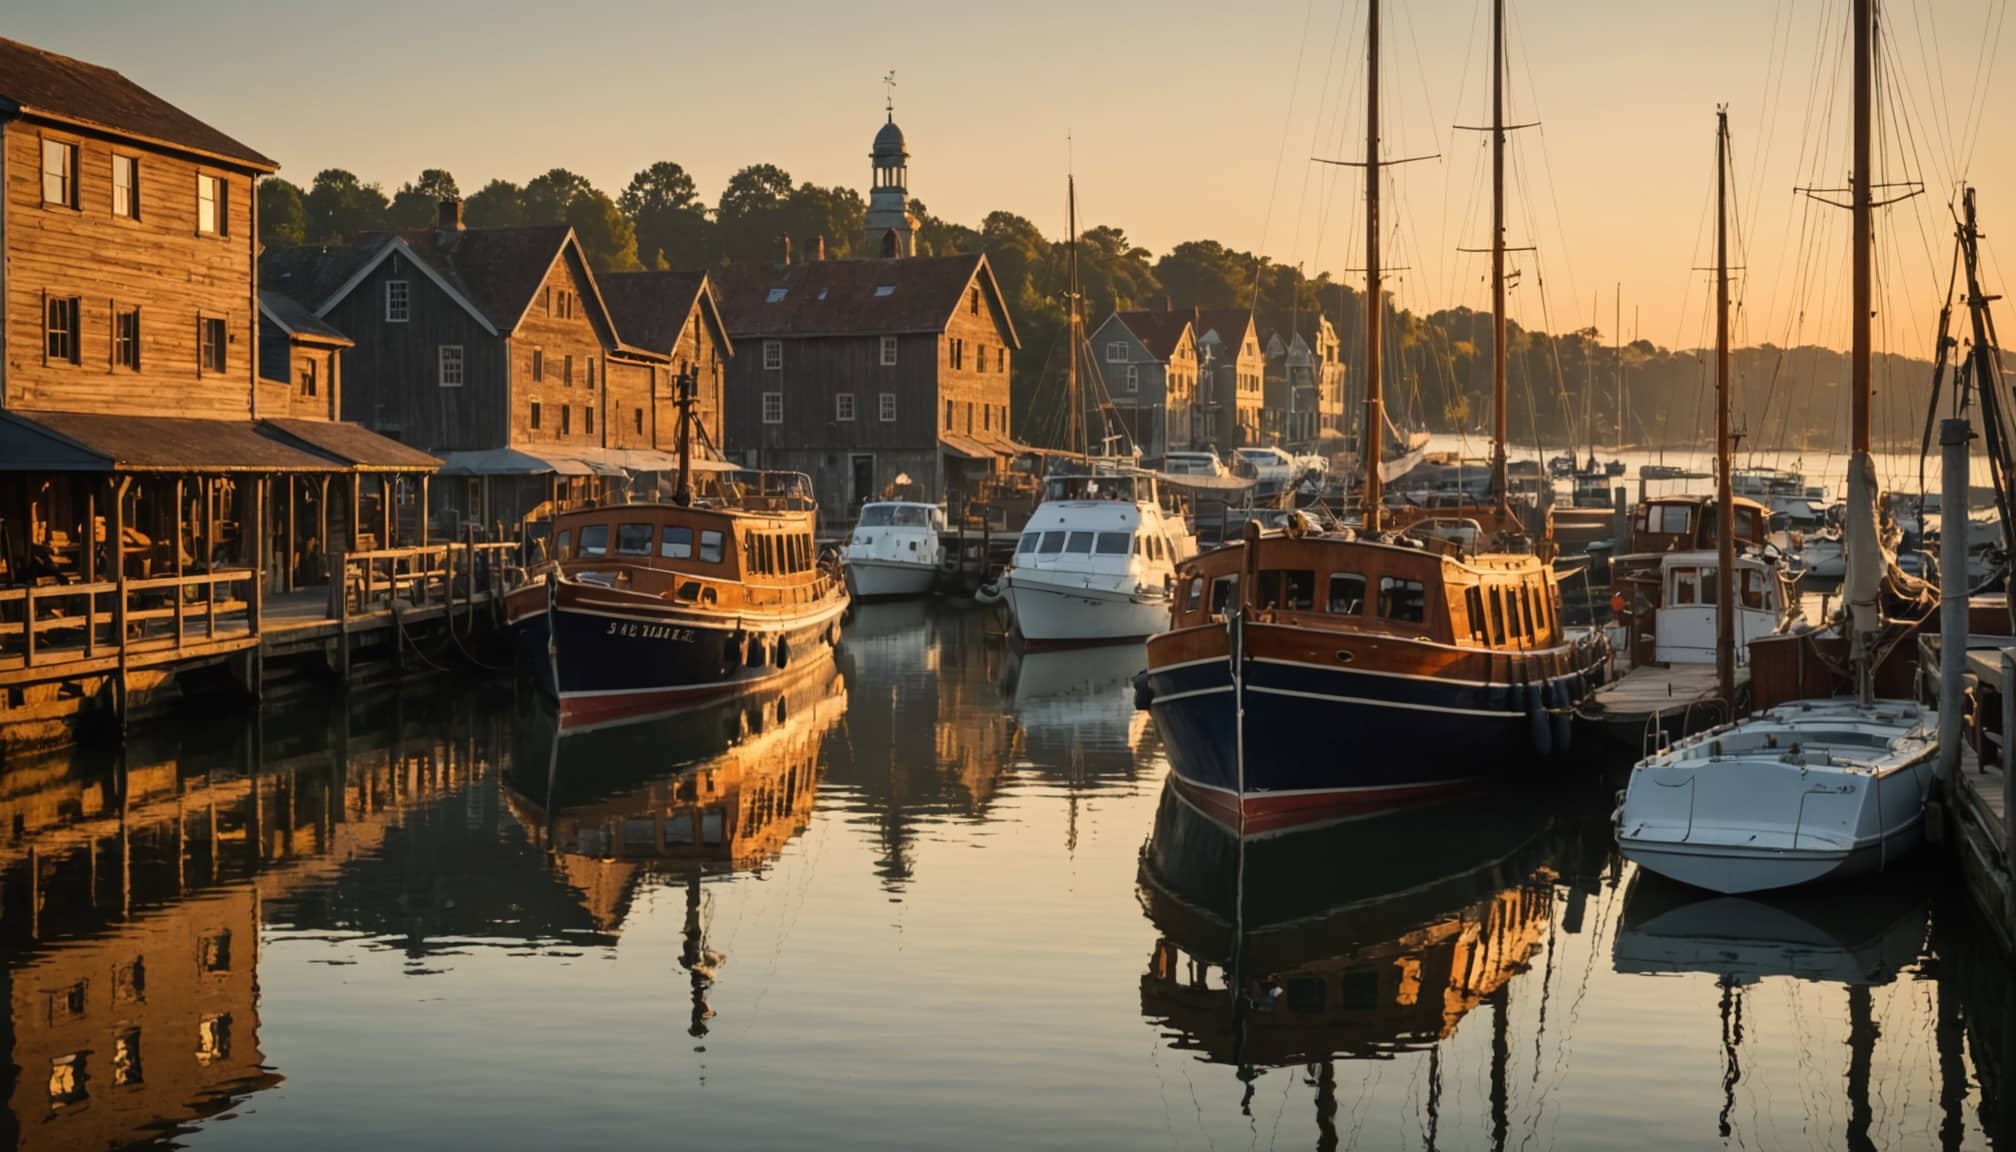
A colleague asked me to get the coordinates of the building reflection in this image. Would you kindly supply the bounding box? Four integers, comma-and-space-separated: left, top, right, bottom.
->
504, 650, 847, 1035
1136, 783, 1562, 1143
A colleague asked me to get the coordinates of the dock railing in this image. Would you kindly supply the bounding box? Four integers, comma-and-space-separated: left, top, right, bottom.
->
0, 567, 258, 670
327, 539, 523, 621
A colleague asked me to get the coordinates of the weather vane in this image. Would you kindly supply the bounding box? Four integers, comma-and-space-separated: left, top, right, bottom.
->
883, 70, 896, 119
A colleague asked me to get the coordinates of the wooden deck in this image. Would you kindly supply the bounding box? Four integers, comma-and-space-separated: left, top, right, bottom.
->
1590, 663, 1730, 714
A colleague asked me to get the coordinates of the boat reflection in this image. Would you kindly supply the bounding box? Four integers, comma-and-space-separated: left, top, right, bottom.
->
1001, 644, 1157, 786
1138, 782, 1558, 1099
504, 649, 846, 1035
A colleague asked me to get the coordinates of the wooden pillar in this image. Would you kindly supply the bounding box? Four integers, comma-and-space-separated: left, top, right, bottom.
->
173, 476, 186, 648
112, 478, 130, 721
350, 472, 362, 551
317, 475, 331, 583
380, 475, 392, 551
285, 475, 298, 594
203, 476, 218, 640
250, 476, 266, 638
84, 483, 97, 586
419, 474, 430, 547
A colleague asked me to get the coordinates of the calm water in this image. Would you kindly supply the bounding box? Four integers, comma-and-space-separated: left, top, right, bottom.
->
2, 601, 2009, 1151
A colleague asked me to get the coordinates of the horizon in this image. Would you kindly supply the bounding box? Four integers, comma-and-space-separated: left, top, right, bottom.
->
7, 0, 2010, 360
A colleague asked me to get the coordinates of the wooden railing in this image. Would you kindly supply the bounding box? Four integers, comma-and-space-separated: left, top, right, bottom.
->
328, 540, 523, 620
0, 568, 258, 670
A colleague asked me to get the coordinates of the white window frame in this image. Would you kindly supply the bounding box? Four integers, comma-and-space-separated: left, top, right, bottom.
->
385, 280, 411, 323
1105, 341, 1128, 364
1125, 364, 1139, 393
111, 154, 138, 219
762, 339, 783, 370
762, 391, 783, 424
41, 138, 76, 207
197, 173, 226, 235
438, 344, 465, 388
835, 393, 856, 422
880, 335, 898, 366
879, 392, 897, 422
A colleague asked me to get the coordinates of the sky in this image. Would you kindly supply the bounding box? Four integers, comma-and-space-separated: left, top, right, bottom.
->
8, 0, 2011, 355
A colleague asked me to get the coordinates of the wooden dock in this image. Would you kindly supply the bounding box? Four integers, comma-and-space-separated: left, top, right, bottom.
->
1953, 648, 2014, 953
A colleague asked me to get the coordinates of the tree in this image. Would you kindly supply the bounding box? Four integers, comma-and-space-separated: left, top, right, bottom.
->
1072, 225, 1160, 318
389, 168, 462, 229
715, 164, 796, 261
464, 179, 526, 228
978, 211, 1050, 313
621, 161, 714, 270
523, 168, 596, 225
303, 169, 390, 243
912, 199, 979, 257
785, 183, 866, 260
258, 178, 307, 248
1153, 240, 1248, 310
567, 190, 642, 271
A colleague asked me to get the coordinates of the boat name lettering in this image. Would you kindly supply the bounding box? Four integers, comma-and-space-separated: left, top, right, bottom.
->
604, 621, 698, 642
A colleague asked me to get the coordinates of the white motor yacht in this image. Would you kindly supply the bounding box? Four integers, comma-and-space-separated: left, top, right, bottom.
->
1000, 470, 1196, 646
843, 500, 945, 599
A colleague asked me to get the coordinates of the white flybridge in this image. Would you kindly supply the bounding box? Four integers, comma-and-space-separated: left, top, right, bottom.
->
1617, 30, 1940, 896
1000, 470, 1196, 646
843, 499, 946, 599
1647, 551, 1790, 665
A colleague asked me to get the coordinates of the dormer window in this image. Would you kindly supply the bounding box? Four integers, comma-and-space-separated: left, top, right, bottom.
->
766, 288, 789, 303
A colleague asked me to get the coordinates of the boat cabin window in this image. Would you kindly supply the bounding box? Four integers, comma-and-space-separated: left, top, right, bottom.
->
1258, 569, 1314, 611
700, 530, 724, 563
1671, 566, 1699, 605
1327, 573, 1366, 615
1096, 532, 1131, 556
1018, 531, 1040, 555
556, 529, 573, 560
1742, 568, 1766, 608
1644, 504, 1694, 535
1464, 587, 1487, 641
1065, 531, 1095, 554
1209, 574, 1239, 617
616, 523, 654, 557
1518, 585, 1537, 641
1045, 475, 1142, 502
1038, 531, 1066, 555
579, 524, 609, 557
1489, 588, 1508, 644
1186, 576, 1203, 613
1735, 507, 1759, 540
1379, 577, 1426, 624
861, 505, 933, 528
662, 526, 694, 559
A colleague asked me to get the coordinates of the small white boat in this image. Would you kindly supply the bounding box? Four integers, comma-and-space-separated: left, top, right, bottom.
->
843, 500, 946, 599
1001, 470, 1195, 646
1616, 698, 1937, 894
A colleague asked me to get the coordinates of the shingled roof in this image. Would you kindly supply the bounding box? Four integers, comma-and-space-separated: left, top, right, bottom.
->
261, 243, 384, 312
599, 272, 734, 359
0, 35, 275, 170
714, 254, 1018, 346
1191, 308, 1260, 351
1111, 310, 1196, 362
258, 290, 352, 346
398, 225, 575, 332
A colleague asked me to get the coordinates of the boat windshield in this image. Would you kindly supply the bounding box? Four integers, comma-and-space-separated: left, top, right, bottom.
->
859, 504, 935, 528
1044, 474, 1148, 502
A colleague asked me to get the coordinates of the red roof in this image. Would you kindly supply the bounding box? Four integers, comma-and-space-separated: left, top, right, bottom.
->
0, 36, 274, 171
1112, 311, 1196, 362
714, 254, 1018, 346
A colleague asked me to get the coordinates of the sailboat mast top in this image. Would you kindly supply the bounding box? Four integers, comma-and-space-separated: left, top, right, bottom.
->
1489, 0, 1509, 517
1715, 108, 1737, 705
1362, 0, 1384, 530
1852, 0, 1872, 454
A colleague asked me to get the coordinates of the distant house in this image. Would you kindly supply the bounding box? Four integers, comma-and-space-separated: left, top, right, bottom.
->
263, 204, 680, 531
1090, 309, 1199, 459
258, 291, 352, 422
1190, 310, 1266, 448
598, 272, 734, 454
714, 252, 1019, 519
1257, 313, 1343, 452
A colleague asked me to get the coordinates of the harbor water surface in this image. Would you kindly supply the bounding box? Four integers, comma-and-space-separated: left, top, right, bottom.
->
3, 601, 2008, 1151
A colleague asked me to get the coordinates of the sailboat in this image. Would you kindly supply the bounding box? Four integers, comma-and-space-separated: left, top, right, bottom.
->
1616, 10, 1940, 895
1138, 0, 1608, 831
999, 176, 1197, 647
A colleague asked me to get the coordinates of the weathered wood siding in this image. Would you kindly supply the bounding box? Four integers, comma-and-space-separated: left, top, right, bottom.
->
602, 356, 658, 450
509, 251, 611, 453
939, 280, 1013, 441
1, 120, 257, 419
323, 250, 505, 451
650, 306, 727, 452
254, 344, 340, 421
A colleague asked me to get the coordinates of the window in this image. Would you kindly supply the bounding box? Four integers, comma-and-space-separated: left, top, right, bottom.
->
1038, 531, 1066, 555
1489, 588, 1508, 644
1065, 531, 1094, 554
555, 529, 572, 559
700, 529, 724, 562
983, 406, 991, 431
199, 316, 226, 373
1464, 586, 1488, 641
1258, 569, 1316, 610
662, 525, 694, 558
542, 286, 553, 314
762, 392, 783, 424
1378, 577, 1426, 624
1328, 573, 1366, 614
42, 138, 77, 207
438, 344, 464, 387
1017, 532, 1040, 555
113, 1029, 142, 1087
564, 354, 575, 387
1106, 341, 1128, 363
763, 339, 783, 369
196, 1013, 232, 1065
1646, 503, 1694, 535
634, 408, 644, 434
616, 523, 654, 556
579, 524, 609, 556
1209, 574, 1240, 616
836, 393, 856, 421
586, 357, 596, 389
881, 335, 899, 365
197, 174, 227, 235
584, 406, 594, 434
874, 284, 895, 297
1095, 532, 1132, 556
49, 1053, 87, 1106
998, 348, 1007, 373
970, 288, 981, 314
200, 931, 233, 973
879, 392, 897, 422
112, 154, 138, 218
978, 345, 989, 373
766, 287, 789, 304
1125, 364, 1139, 393
1520, 586, 1537, 639
113, 307, 141, 369
560, 406, 572, 435
945, 400, 954, 429
1186, 577, 1203, 613
530, 401, 542, 430
45, 295, 80, 363
384, 279, 410, 322
299, 361, 317, 397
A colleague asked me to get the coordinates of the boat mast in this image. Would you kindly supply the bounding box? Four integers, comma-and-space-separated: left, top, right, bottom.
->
1489, 0, 1510, 523
1848, 0, 1876, 706
1615, 285, 1623, 454
1066, 175, 1083, 460
673, 345, 694, 507
1714, 108, 1737, 704
1362, 0, 1385, 532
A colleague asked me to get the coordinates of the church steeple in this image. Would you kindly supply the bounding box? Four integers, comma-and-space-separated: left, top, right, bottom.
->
867, 71, 915, 258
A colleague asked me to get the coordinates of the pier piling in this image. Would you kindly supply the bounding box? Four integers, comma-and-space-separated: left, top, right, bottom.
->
1939, 419, 1969, 783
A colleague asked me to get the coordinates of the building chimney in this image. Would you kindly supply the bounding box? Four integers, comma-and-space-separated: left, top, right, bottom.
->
438, 199, 464, 231
810, 234, 827, 261
779, 234, 793, 266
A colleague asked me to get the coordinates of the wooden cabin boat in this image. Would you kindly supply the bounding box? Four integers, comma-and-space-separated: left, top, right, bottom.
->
1138, 519, 1609, 831
1610, 493, 1773, 669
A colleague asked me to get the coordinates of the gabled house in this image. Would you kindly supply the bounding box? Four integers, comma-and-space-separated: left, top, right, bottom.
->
263, 204, 679, 531
597, 272, 734, 454
714, 252, 1020, 520
1257, 312, 1343, 452
258, 290, 351, 422
1091, 309, 1199, 460
1190, 309, 1266, 449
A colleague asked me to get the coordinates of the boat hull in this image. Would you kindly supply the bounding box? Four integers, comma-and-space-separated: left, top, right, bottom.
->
845, 557, 939, 599
1004, 573, 1170, 647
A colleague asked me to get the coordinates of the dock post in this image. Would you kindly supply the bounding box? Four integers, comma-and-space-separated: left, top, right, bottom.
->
2005, 649, 2015, 925
334, 548, 352, 685
1937, 419, 1969, 784
1611, 487, 1628, 554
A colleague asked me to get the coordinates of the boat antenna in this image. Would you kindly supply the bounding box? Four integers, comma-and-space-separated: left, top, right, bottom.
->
1714, 107, 1737, 705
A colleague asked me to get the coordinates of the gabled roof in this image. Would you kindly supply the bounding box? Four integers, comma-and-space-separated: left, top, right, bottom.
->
0, 36, 275, 171
1191, 308, 1260, 350
258, 290, 352, 347
1254, 310, 1332, 352
1109, 310, 1196, 363
714, 254, 1019, 347
598, 272, 735, 360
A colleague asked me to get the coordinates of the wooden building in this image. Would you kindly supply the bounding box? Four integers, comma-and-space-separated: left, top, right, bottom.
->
0, 35, 433, 627
262, 206, 684, 532
597, 272, 734, 454
1092, 309, 1200, 460
714, 251, 1020, 521
1257, 312, 1343, 452
1190, 310, 1265, 449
